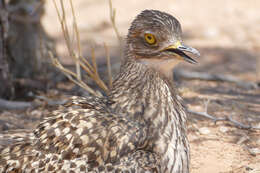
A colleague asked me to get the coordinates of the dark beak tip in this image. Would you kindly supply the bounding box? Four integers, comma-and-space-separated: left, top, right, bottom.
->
187, 58, 198, 64
192, 60, 198, 64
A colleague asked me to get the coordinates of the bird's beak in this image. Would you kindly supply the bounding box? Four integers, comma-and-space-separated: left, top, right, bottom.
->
163, 41, 200, 64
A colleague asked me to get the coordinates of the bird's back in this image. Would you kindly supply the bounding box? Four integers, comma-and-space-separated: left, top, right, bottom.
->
0, 96, 160, 172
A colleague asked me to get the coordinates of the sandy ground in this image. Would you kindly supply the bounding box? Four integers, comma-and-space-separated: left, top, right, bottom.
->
0, 0, 259, 172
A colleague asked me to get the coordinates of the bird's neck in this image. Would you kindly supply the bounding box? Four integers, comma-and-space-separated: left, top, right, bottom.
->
110, 55, 183, 122
109, 57, 189, 172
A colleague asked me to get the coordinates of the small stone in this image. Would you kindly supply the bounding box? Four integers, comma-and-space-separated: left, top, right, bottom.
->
248, 148, 260, 156
219, 126, 228, 133
199, 127, 211, 135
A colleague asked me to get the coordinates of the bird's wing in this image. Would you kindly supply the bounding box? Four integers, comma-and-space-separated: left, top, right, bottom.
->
0, 96, 151, 172
0, 129, 33, 146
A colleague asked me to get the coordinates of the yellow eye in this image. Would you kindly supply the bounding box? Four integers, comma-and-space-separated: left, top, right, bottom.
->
144, 33, 156, 45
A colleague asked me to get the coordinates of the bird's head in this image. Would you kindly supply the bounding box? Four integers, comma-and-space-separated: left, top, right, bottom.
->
127, 10, 200, 76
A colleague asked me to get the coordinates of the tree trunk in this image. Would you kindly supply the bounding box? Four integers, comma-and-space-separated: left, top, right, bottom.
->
0, 0, 56, 99
0, 0, 13, 98
7, 0, 55, 79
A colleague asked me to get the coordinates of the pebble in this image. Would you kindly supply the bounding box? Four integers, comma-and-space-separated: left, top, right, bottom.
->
248, 148, 260, 155
199, 127, 211, 135
219, 126, 229, 133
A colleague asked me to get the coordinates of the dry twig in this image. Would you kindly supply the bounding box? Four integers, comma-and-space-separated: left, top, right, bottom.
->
69, 0, 81, 80
104, 43, 113, 89
52, 0, 109, 96
108, 0, 122, 43
49, 52, 100, 96
188, 100, 260, 130
108, 0, 123, 60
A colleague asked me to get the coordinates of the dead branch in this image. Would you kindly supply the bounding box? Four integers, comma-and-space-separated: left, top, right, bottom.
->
188, 100, 260, 130
0, 98, 35, 110
0, 96, 67, 110
175, 69, 258, 89
188, 99, 260, 130
49, 53, 100, 97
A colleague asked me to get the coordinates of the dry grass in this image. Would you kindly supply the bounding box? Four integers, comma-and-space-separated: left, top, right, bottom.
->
50, 0, 113, 96
108, 0, 122, 43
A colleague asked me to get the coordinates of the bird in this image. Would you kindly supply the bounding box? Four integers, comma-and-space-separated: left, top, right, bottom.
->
0, 9, 199, 173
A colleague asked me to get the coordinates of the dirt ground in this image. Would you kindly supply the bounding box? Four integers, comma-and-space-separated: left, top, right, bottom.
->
1, 0, 260, 172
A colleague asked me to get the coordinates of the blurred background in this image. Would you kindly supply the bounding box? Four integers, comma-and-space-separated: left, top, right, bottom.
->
43, 0, 260, 81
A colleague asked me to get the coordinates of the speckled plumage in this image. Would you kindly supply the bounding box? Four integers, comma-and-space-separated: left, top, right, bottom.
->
0, 10, 199, 173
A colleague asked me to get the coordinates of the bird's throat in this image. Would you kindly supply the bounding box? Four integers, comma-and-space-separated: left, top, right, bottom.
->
138, 57, 181, 79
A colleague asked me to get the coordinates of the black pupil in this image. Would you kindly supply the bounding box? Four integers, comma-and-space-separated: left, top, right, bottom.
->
147, 35, 152, 40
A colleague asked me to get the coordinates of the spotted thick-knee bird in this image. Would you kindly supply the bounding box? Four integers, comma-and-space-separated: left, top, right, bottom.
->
0, 10, 199, 173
